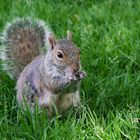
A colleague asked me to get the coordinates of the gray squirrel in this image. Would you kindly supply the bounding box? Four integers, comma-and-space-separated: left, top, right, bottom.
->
1, 18, 86, 117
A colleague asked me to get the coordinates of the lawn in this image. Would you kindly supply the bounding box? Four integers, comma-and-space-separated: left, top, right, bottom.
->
0, 0, 140, 139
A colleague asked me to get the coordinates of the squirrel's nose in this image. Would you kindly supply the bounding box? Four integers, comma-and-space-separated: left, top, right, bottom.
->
73, 69, 78, 74
72, 66, 79, 74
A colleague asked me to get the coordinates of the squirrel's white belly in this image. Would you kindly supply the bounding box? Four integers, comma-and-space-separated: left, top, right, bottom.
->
38, 90, 80, 116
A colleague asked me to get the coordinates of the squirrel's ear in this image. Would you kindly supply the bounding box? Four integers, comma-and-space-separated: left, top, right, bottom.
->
48, 33, 57, 50
67, 30, 72, 40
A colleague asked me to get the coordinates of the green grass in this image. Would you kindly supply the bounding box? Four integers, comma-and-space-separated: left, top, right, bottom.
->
0, 0, 140, 139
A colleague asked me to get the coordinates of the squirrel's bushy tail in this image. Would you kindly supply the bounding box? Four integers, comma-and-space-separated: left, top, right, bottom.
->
0, 18, 50, 79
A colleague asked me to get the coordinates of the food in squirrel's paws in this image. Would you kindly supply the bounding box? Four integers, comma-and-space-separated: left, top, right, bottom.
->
74, 71, 86, 80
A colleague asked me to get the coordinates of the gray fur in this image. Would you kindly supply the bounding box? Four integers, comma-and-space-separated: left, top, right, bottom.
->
2, 18, 86, 117
1, 17, 51, 79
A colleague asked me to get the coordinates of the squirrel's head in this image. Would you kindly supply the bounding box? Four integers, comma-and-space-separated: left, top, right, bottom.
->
46, 31, 80, 76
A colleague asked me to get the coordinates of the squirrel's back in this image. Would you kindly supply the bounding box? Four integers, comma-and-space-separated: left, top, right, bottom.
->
1, 18, 50, 79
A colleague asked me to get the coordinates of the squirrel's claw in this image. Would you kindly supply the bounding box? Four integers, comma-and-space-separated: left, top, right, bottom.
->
67, 71, 86, 82
74, 71, 86, 80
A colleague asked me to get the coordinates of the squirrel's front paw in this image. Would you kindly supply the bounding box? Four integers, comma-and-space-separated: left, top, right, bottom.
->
68, 75, 77, 82
74, 71, 86, 80
67, 71, 86, 82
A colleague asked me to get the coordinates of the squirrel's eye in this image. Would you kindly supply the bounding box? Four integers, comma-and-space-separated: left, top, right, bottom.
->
57, 52, 63, 58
